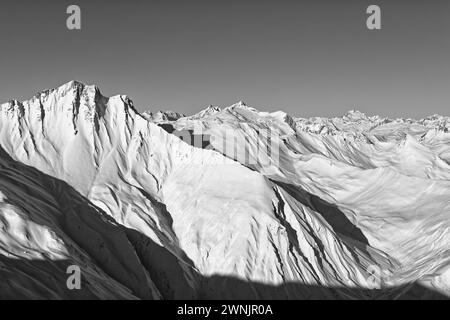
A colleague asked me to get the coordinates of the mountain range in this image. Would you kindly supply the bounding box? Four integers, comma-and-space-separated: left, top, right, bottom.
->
0, 81, 449, 299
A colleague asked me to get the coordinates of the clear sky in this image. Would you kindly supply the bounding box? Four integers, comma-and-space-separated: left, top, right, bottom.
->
0, 0, 449, 118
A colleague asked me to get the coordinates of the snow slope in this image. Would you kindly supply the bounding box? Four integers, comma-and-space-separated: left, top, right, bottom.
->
0, 81, 449, 299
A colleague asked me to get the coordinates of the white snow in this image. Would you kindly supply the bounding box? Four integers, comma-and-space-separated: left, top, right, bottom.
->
0, 81, 449, 299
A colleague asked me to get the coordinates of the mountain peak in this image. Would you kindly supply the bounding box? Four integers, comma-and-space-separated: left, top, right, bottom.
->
29, 80, 102, 103
229, 100, 248, 109
144, 110, 185, 122
346, 109, 367, 117
224, 101, 261, 115
188, 105, 222, 119
342, 109, 372, 122
0, 81, 140, 137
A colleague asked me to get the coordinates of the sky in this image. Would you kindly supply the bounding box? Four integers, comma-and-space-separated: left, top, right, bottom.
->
0, 0, 449, 118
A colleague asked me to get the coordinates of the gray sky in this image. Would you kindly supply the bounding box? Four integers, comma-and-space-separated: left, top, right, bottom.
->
0, 0, 449, 118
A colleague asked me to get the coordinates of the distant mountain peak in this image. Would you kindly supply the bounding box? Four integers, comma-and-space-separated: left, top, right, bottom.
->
228, 100, 249, 109
143, 110, 185, 122
188, 105, 222, 119
344, 109, 368, 119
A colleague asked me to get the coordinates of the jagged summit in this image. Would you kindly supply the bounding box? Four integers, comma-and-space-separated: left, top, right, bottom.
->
188, 105, 222, 119
233, 100, 248, 107
0, 80, 141, 140
61, 79, 93, 90
344, 109, 369, 119
226, 100, 253, 110
32, 80, 100, 99
143, 110, 185, 122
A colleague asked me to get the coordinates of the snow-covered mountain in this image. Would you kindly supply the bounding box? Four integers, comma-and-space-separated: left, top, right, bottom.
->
0, 80, 449, 299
